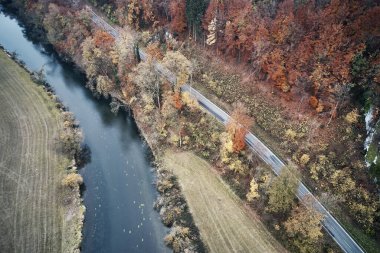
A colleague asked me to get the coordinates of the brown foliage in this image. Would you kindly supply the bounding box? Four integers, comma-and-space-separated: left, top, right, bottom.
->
263, 48, 290, 92
141, 0, 156, 26
172, 91, 183, 110
146, 42, 163, 60
62, 173, 83, 188
169, 0, 187, 33
93, 30, 115, 49
227, 102, 252, 152
309, 96, 318, 109
128, 0, 141, 29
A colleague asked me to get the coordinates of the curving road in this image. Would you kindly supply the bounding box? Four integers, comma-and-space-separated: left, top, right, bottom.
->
87, 6, 364, 253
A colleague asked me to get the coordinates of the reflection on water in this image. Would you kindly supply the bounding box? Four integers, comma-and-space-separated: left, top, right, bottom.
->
0, 9, 169, 253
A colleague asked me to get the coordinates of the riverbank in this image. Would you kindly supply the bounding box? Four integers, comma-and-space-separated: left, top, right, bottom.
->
0, 49, 84, 253
0, 7, 172, 252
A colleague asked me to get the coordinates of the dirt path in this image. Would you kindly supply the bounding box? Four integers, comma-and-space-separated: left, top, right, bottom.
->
164, 151, 287, 253
0, 51, 80, 253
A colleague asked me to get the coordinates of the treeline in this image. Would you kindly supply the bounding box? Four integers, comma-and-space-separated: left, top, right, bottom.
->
86, 0, 380, 117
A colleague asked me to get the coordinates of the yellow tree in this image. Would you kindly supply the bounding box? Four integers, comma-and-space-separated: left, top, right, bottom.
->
162, 51, 192, 111
284, 195, 324, 253
246, 178, 259, 202
96, 75, 114, 98
162, 51, 192, 90
132, 60, 162, 109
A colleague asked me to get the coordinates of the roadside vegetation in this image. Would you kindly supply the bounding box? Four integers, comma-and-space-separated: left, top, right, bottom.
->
0, 49, 84, 253
2, 0, 379, 252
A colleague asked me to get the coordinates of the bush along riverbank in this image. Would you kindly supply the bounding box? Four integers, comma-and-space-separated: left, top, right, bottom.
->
154, 167, 206, 253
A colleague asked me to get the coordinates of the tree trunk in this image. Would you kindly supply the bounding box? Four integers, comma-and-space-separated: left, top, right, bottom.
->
327, 101, 339, 126
179, 130, 182, 147
156, 81, 161, 110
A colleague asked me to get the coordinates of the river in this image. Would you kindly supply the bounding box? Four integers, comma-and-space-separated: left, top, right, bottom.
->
0, 8, 169, 253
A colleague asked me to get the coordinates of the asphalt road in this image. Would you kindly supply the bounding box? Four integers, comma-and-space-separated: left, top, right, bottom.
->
88, 7, 365, 253
180, 86, 364, 253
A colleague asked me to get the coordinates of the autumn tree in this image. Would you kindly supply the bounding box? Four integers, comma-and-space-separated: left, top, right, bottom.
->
162, 51, 192, 89
169, 0, 187, 33
82, 30, 117, 94
44, 4, 92, 60
128, 0, 141, 29
115, 30, 136, 86
146, 41, 164, 60
226, 102, 252, 152
60, 112, 83, 159
62, 173, 83, 188
132, 60, 162, 109
284, 195, 324, 253
267, 165, 299, 213
246, 177, 259, 202
224, 1, 255, 63
263, 48, 290, 92
141, 0, 156, 27
44, 4, 69, 46
96, 75, 114, 98
271, 0, 296, 45
114, 0, 129, 25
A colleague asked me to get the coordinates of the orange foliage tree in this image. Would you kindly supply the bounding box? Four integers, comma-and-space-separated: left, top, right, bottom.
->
223, 0, 254, 62
263, 48, 290, 92
93, 30, 115, 49
172, 91, 183, 110
226, 102, 253, 152
169, 0, 187, 33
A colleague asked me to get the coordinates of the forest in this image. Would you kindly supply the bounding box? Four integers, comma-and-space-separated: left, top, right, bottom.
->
1, 0, 379, 252
84, 0, 380, 115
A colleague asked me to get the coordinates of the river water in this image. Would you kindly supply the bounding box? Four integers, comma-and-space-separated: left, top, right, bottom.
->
0, 9, 169, 253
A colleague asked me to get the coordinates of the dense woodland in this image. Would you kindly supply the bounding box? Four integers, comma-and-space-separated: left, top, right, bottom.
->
84, 0, 380, 114
1, 0, 380, 252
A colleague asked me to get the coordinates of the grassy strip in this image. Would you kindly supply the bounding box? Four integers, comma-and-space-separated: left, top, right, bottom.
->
0, 50, 83, 253
163, 151, 287, 253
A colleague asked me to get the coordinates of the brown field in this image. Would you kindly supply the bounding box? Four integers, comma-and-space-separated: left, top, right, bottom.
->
164, 151, 287, 253
0, 51, 82, 253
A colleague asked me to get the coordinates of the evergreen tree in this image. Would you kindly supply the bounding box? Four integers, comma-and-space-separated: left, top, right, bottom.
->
185, 0, 207, 40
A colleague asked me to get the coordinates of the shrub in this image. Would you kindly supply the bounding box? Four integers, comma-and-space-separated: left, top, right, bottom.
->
300, 154, 310, 166
62, 173, 83, 188
345, 109, 359, 124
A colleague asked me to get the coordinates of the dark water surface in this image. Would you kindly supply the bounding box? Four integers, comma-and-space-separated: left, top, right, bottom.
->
0, 9, 169, 253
